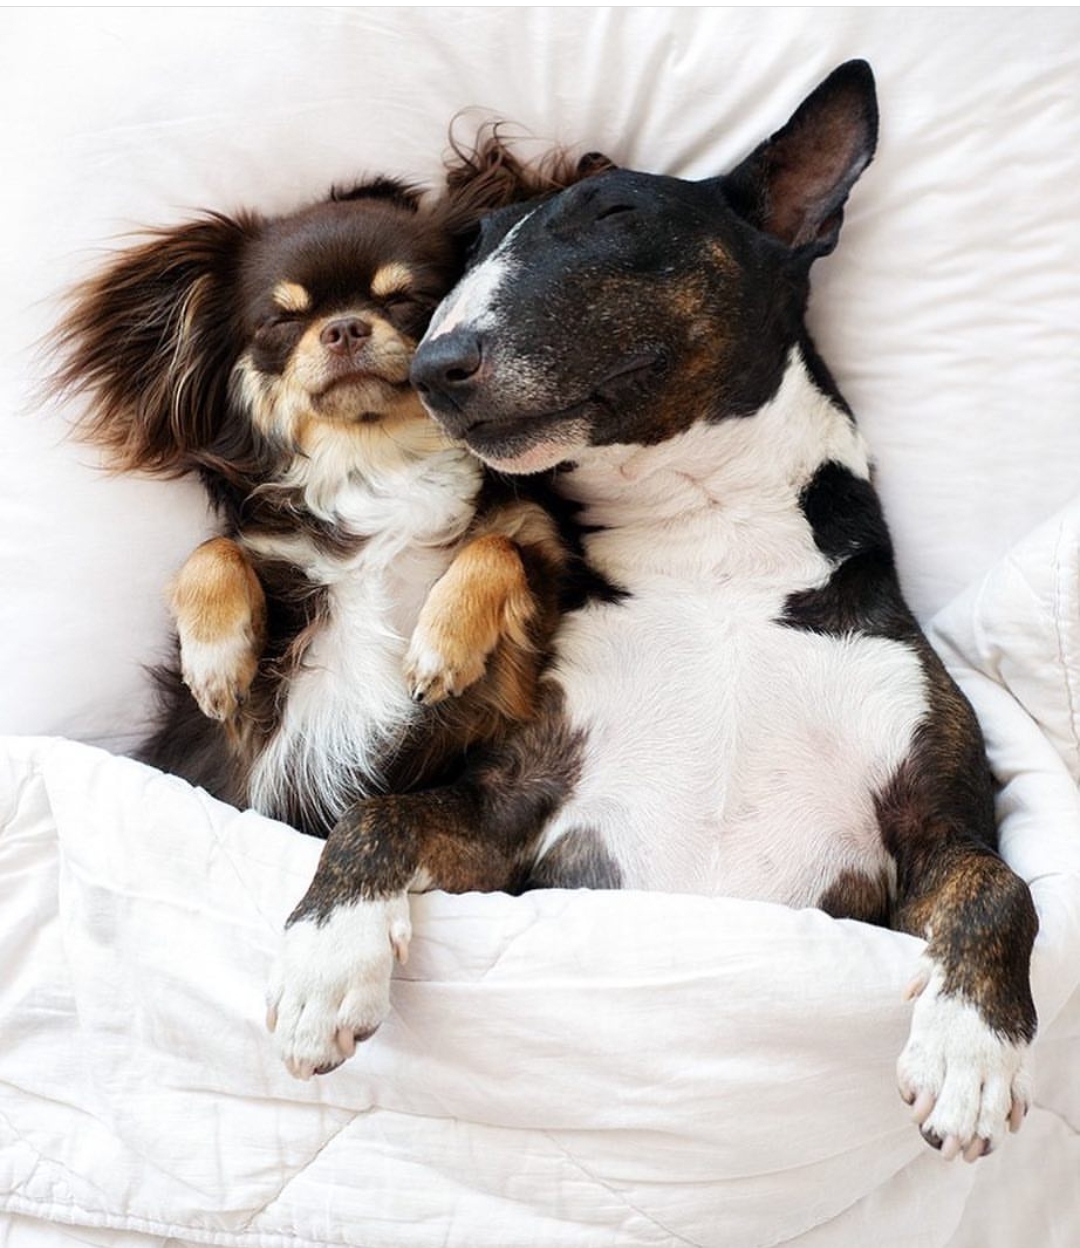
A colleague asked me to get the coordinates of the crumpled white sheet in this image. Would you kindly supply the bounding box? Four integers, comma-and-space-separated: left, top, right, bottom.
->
1, 503, 1079, 1248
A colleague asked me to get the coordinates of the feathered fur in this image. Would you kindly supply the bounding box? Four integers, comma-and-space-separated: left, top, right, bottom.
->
50, 131, 608, 836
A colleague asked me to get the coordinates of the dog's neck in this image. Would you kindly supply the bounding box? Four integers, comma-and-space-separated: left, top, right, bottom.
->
559, 350, 871, 582
278, 415, 477, 523
242, 419, 482, 578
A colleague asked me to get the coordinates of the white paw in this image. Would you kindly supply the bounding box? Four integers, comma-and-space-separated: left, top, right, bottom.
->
179, 631, 258, 720
266, 895, 411, 1080
897, 961, 1031, 1161
403, 625, 486, 704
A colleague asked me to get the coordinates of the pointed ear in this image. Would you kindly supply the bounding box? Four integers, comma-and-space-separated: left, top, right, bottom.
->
51, 212, 259, 474
722, 60, 878, 257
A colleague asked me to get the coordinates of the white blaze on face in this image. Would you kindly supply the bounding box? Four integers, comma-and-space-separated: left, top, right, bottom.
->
422, 211, 535, 343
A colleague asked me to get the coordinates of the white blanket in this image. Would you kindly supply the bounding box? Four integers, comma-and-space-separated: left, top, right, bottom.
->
2, 501, 1079, 1248
3, 8, 1080, 1245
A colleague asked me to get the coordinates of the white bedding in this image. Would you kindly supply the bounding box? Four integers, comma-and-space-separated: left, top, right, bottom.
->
1, 504, 1079, 1247
2, 8, 1080, 1246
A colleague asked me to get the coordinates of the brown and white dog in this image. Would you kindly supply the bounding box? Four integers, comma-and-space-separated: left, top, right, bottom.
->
271, 63, 1039, 1163
51, 138, 612, 1070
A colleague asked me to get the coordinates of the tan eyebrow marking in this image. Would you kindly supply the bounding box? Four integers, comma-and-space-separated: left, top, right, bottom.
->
370, 262, 414, 298
272, 281, 312, 314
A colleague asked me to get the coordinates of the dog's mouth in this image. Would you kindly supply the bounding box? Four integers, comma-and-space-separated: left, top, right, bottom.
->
462, 404, 590, 471
311, 367, 417, 425
315, 353, 412, 395
319, 367, 387, 390
316, 371, 405, 398
457, 351, 668, 470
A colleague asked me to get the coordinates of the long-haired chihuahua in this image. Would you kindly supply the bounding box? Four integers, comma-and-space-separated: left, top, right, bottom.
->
51, 137, 608, 842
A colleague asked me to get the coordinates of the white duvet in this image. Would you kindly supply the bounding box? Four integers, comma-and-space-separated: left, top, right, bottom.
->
3, 8, 1080, 1246
1, 501, 1079, 1248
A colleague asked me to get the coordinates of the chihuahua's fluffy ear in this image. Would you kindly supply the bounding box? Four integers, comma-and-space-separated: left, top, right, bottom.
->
52, 211, 262, 476
437, 124, 616, 240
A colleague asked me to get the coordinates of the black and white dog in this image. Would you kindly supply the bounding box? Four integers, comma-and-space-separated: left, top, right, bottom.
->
271, 62, 1037, 1163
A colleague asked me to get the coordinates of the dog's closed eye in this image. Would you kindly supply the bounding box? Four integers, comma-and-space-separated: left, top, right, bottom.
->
255, 314, 305, 341
594, 203, 636, 222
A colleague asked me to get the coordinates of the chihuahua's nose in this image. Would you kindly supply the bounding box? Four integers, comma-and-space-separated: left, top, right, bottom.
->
320, 316, 372, 355
410, 332, 483, 406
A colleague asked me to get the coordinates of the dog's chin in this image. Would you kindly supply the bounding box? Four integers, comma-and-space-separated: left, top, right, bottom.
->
461, 410, 593, 475
474, 441, 572, 475
313, 374, 410, 421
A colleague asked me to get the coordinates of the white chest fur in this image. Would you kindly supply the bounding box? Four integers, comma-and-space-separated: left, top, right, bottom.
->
247, 442, 481, 825
543, 355, 928, 901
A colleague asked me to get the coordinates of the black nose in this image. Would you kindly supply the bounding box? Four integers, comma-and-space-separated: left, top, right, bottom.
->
320, 316, 371, 355
410, 332, 483, 404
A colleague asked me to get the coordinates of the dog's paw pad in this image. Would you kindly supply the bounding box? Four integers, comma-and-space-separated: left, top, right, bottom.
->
266, 894, 411, 1079
897, 963, 1031, 1162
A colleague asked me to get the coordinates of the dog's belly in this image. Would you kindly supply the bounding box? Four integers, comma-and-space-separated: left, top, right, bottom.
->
249, 541, 456, 826
541, 587, 928, 903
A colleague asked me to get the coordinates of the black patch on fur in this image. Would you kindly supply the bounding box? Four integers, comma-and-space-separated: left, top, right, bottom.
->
290, 683, 587, 920
523, 827, 622, 890
781, 460, 918, 643
137, 666, 247, 805
799, 460, 891, 562
817, 867, 891, 926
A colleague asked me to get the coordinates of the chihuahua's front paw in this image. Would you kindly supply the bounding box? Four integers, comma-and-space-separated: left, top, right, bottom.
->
179, 629, 259, 720
266, 895, 411, 1079
404, 619, 489, 704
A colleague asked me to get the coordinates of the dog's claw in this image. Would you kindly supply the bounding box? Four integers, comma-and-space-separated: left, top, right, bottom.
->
911, 1089, 935, 1126
903, 967, 931, 1001
390, 920, 410, 965
286, 1057, 313, 1082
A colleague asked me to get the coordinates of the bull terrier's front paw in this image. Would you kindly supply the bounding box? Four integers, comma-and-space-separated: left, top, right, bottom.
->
897, 962, 1031, 1162
179, 630, 259, 721
266, 894, 411, 1080
404, 620, 488, 705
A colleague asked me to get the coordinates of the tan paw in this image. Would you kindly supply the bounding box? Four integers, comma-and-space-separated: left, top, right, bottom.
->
179, 631, 259, 720
403, 624, 488, 704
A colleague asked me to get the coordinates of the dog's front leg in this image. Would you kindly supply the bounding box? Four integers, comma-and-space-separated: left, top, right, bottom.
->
892, 838, 1038, 1162
404, 533, 539, 705
170, 536, 266, 721
266, 782, 529, 1080
404, 498, 566, 708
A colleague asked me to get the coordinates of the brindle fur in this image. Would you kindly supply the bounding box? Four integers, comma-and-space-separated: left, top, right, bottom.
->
290, 682, 587, 920
781, 458, 1037, 1044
